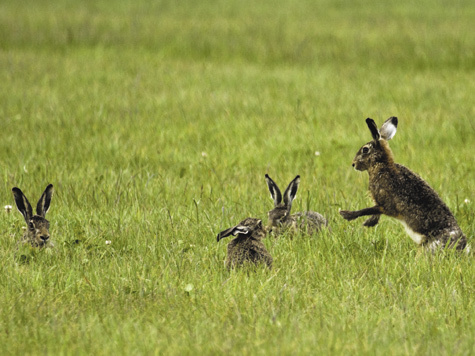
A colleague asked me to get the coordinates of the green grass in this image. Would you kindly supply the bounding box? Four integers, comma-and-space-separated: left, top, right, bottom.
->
0, 0, 474, 354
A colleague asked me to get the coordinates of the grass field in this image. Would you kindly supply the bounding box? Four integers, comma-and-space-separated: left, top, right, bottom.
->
0, 0, 474, 354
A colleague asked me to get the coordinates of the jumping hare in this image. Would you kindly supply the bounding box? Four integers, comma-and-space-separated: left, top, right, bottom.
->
339, 117, 468, 252
265, 174, 329, 236
12, 184, 54, 248
217, 217, 273, 269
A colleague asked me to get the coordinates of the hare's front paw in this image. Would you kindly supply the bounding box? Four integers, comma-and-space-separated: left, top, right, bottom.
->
339, 210, 358, 221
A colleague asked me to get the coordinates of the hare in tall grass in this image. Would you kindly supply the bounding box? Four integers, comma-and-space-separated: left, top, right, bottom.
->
339, 117, 468, 252
217, 217, 273, 269
12, 184, 54, 248
265, 174, 329, 236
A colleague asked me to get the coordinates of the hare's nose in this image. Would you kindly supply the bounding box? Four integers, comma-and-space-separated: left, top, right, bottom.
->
40, 235, 50, 241
352, 163, 355, 167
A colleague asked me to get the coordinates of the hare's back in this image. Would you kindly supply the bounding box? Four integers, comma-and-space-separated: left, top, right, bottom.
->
292, 211, 329, 234
227, 237, 272, 268
394, 164, 460, 234
395, 164, 453, 214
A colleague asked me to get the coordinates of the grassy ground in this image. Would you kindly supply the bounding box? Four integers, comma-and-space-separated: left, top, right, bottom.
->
0, 0, 474, 354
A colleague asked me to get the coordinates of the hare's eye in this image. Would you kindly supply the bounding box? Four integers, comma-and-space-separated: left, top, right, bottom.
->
362, 147, 369, 154
28, 222, 34, 229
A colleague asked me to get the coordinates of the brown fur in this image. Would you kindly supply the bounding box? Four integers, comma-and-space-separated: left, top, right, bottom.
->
217, 218, 273, 269
340, 117, 467, 252
268, 209, 329, 236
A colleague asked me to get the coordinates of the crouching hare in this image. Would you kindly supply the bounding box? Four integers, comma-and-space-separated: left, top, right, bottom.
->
265, 174, 329, 236
217, 218, 273, 269
12, 184, 54, 248
340, 117, 468, 252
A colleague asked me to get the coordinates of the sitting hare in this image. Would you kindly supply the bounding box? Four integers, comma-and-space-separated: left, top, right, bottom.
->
340, 117, 468, 252
217, 218, 273, 269
265, 174, 329, 236
12, 184, 54, 248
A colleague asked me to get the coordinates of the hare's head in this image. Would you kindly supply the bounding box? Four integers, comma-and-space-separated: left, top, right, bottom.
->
12, 184, 54, 248
265, 174, 299, 232
217, 218, 266, 242
352, 117, 398, 171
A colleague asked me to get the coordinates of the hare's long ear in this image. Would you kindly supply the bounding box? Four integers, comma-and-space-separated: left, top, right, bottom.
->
283, 175, 300, 212
366, 118, 380, 140
36, 184, 54, 218
379, 116, 398, 141
217, 225, 250, 242
265, 174, 282, 207
12, 187, 33, 223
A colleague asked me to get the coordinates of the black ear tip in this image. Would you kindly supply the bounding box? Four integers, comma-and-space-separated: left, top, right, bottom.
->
391, 116, 398, 126
265, 174, 270, 179
365, 118, 374, 124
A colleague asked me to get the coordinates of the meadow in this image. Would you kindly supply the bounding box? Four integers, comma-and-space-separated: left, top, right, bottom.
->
0, 0, 474, 354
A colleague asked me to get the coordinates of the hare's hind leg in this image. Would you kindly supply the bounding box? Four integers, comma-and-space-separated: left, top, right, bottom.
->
363, 214, 381, 227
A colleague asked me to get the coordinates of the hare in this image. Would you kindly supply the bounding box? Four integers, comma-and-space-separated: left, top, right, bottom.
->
12, 184, 54, 248
217, 217, 273, 269
339, 117, 468, 252
265, 174, 329, 236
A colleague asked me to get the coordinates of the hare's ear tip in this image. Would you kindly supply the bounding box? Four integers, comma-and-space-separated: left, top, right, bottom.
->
265, 174, 270, 178
217, 231, 226, 241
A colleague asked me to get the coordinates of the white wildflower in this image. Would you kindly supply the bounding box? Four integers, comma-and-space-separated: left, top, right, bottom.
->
4, 205, 12, 213
315, 151, 321, 156
105, 240, 112, 245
